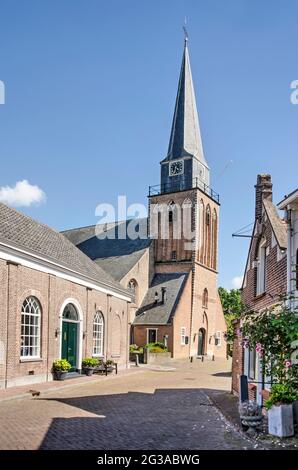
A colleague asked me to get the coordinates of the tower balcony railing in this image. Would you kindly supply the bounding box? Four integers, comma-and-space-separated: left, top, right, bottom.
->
148, 178, 220, 204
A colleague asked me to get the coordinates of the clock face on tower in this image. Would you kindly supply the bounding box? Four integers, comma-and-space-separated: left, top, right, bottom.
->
169, 160, 184, 176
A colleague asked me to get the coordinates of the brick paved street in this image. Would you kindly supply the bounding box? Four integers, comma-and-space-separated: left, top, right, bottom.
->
0, 358, 255, 450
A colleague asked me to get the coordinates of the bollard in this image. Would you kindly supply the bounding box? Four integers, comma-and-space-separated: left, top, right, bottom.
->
201, 355, 204, 362
212, 354, 215, 361
135, 353, 139, 367
190, 356, 193, 363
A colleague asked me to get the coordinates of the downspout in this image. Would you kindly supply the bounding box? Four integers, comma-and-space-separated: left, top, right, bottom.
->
46, 274, 51, 382
106, 294, 111, 361
4, 263, 10, 388
286, 207, 292, 308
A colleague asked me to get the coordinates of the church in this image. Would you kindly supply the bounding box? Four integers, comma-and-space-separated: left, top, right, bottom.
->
63, 36, 227, 360
0, 36, 226, 389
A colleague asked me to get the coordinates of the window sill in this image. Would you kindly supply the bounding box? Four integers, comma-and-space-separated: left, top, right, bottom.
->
254, 292, 266, 300
111, 354, 121, 358
20, 358, 43, 363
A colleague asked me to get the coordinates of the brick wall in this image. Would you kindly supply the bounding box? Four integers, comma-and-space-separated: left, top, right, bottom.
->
0, 258, 130, 389
231, 175, 287, 397
242, 220, 287, 311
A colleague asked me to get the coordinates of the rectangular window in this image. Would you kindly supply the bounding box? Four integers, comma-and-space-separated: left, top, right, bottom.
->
248, 348, 256, 380
215, 331, 221, 346
148, 329, 157, 344
256, 244, 266, 295
171, 250, 177, 261
181, 327, 186, 345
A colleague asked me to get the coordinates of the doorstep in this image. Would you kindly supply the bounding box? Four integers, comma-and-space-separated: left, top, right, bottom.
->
0, 366, 141, 403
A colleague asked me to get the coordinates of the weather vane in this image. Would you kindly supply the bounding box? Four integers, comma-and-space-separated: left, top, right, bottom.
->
183, 16, 189, 43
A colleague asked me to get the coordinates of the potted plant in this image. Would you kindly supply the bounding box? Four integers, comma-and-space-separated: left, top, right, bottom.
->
82, 357, 99, 376
52, 359, 71, 381
265, 382, 298, 437
239, 400, 263, 435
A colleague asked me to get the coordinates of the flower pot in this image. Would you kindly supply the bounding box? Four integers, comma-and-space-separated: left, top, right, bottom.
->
240, 415, 263, 434
83, 367, 94, 377
53, 370, 67, 381
293, 400, 298, 426
268, 404, 294, 437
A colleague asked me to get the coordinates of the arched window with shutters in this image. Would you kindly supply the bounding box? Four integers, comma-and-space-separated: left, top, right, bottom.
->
93, 312, 104, 357
21, 296, 41, 358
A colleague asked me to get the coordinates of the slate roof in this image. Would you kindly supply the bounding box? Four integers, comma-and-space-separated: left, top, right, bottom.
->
62, 218, 152, 281
263, 199, 287, 250
133, 272, 189, 325
0, 203, 129, 296
164, 40, 207, 166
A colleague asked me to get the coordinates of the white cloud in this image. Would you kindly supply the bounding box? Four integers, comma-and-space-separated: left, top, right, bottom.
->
0, 180, 46, 207
231, 276, 243, 289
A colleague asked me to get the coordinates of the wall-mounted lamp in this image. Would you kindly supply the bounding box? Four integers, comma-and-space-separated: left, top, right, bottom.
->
55, 327, 61, 338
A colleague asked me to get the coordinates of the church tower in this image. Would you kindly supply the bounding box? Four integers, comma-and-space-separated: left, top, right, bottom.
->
148, 35, 226, 358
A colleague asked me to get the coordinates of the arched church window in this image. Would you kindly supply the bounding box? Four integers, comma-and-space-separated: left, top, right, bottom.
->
93, 312, 104, 357
202, 288, 208, 308
21, 297, 41, 359
128, 279, 138, 304
212, 209, 218, 270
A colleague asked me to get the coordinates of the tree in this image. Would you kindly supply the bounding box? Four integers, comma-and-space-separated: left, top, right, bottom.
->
218, 287, 242, 352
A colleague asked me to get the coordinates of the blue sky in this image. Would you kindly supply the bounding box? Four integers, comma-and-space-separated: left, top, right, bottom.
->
0, 0, 297, 289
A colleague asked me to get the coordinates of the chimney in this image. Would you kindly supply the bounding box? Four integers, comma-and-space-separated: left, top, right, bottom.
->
255, 174, 272, 220
161, 287, 167, 304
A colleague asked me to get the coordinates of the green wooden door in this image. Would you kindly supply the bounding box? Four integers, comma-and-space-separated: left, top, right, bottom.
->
62, 321, 78, 371
198, 329, 205, 356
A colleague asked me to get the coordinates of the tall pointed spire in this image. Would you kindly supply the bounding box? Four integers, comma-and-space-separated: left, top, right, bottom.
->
166, 36, 207, 167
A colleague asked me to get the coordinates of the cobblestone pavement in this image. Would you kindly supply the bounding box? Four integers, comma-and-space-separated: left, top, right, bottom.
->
0, 358, 255, 450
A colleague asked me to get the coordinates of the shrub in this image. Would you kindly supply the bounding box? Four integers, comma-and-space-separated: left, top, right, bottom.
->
265, 382, 298, 410
150, 347, 167, 353
145, 342, 168, 353
52, 359, 71, 372
82, 357, 99, 368
146, 342, 167, 351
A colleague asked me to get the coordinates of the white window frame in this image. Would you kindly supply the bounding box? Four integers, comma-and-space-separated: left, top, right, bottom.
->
181, 327, 186, 345
20, 296, 41, 359
215, 331, 221, 347
93, 311, 104, 357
